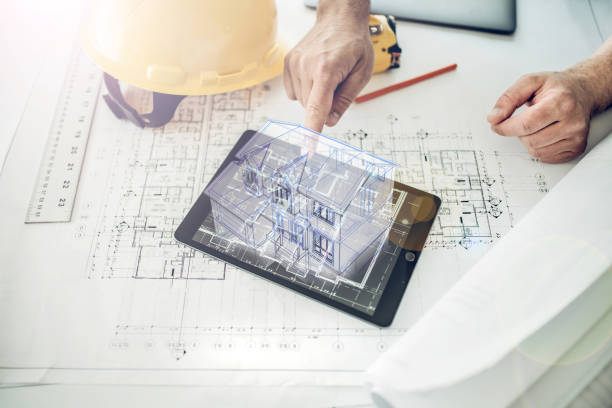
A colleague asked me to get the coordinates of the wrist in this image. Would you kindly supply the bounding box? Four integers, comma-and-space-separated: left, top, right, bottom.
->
316, 0, 370, 26
567, 55, 612, 115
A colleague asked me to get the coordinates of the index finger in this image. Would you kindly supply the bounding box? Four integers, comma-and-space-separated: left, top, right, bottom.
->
491, 96, 558, 137
304, 76, 335, 133
487, 74, 546, 125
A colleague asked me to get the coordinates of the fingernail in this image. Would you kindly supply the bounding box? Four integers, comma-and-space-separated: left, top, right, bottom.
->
327, 111, 340, 126
487, 108, 502, 120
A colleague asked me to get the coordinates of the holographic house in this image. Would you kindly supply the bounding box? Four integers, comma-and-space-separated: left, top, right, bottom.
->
205, 121, 397, 288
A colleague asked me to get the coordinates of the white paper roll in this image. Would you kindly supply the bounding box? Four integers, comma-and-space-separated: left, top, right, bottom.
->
366, 134, 612, 407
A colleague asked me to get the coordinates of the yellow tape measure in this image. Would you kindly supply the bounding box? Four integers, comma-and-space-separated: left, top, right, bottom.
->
369, 14, 402, 74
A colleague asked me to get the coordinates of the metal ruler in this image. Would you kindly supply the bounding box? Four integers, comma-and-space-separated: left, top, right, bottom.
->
25, 50, 102, 223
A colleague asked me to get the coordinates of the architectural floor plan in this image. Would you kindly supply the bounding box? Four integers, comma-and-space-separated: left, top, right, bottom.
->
0, 50, 572, 386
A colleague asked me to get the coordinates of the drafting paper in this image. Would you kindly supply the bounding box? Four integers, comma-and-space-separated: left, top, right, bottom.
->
0, 41, 593, 386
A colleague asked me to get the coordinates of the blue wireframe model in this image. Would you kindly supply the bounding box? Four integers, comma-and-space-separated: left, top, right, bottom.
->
205, 121, 397, 288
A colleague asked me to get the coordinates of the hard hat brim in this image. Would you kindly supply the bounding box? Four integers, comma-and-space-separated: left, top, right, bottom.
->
81, 35, 287, 96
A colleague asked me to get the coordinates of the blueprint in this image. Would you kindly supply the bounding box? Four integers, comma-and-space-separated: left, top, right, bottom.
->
0, 49, 574, 386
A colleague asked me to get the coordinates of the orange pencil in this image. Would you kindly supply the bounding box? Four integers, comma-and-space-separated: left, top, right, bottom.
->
355, 63, 458, 104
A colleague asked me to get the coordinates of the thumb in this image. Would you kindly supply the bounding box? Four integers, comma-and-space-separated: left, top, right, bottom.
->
487, 74, 546, 125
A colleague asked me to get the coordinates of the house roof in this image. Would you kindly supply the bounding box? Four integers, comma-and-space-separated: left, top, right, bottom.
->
206, 121, 397, 215
235, 122, 396, 214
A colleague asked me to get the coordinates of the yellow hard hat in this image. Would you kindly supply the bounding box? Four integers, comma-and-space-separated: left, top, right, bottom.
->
82, 0, 286, 95
81, 0, 286, 127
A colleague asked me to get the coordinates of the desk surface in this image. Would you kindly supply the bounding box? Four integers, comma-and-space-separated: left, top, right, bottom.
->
0, 1, 610, 407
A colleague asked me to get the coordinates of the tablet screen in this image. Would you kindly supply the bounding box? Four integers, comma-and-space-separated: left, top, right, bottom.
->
191, 186, 422, 316
176, 122, 439, 322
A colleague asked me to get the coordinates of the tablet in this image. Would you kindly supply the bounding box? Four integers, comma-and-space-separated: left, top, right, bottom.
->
175, 124, 440, 326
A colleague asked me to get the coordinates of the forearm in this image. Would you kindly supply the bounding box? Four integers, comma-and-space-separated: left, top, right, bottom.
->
568, 36, 612, 115
316, 0, 370, 25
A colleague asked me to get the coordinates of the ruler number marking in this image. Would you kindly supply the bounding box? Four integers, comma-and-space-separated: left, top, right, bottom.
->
25, 49, 102, 223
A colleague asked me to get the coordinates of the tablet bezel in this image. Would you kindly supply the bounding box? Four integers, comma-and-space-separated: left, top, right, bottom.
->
175, 130, 440, 326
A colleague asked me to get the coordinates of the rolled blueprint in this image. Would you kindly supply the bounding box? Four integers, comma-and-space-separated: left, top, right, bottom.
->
366, 134, 612, 408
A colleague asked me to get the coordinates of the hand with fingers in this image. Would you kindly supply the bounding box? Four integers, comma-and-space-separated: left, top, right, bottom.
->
487, 36, 612, 163
284, 0, 373, 133
487, 72, 593, 163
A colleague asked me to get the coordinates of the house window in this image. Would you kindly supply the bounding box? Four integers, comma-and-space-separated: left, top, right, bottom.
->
290, 222, 305, 248
361, 188, 376, 215
274, 184, 290, 205
312, 230, 334, 264
242, 167, 258, 189
312, 201, 335, 225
